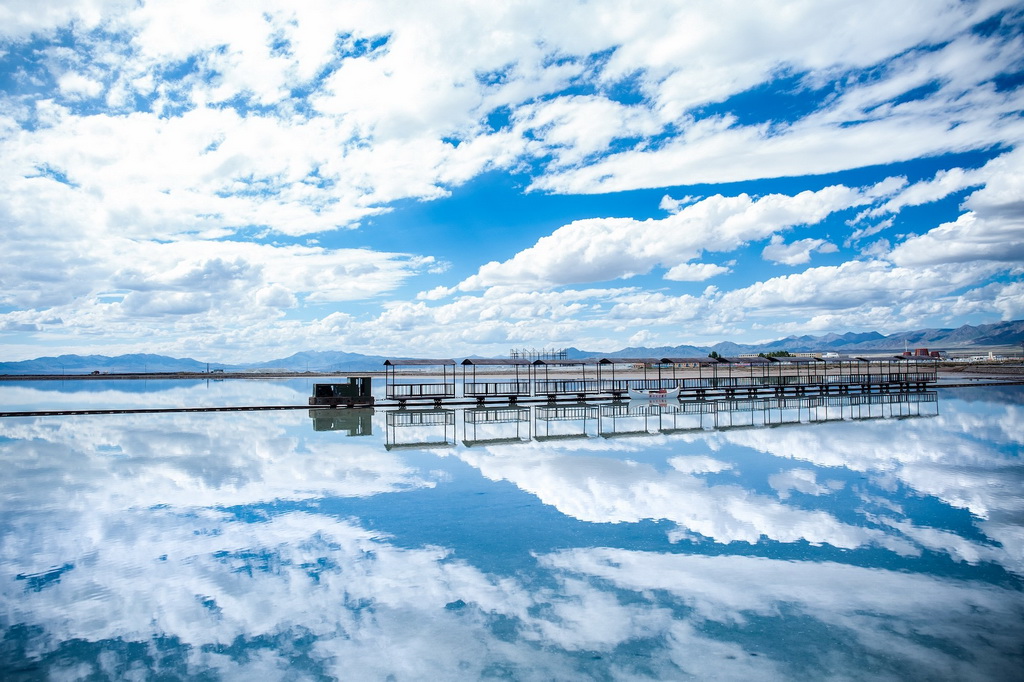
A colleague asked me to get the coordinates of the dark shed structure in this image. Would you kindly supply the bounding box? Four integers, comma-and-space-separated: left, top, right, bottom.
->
596, 358, 667, 397
659, 357, 725, 393
532, 358, 602, 400
384, 359, 456, 405
460, 358, 533, 402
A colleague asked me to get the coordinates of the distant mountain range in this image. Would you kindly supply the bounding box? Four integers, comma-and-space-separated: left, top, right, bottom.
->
2, 320, 1022, 375
577, 320, 1024, 359
0, 350, 391, 375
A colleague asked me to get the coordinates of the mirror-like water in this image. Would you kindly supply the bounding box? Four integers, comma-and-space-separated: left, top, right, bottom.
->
1, 381, 1022, 680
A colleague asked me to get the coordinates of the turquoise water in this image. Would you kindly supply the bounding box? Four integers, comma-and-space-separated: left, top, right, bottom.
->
1, 382, 1022, 680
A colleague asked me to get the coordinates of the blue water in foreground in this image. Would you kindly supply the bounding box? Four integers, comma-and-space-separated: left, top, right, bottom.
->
1, 381, 1022, 680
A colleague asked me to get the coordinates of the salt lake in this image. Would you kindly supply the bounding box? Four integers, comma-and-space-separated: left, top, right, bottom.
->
1, 379, 1022, 680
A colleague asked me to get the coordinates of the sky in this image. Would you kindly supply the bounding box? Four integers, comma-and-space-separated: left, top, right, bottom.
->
0, 0, 1022, 362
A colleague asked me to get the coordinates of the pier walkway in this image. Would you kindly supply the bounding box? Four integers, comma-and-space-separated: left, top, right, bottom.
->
379, 356, 939, 406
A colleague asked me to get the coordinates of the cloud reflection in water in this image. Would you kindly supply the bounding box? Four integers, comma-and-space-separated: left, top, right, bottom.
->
1, 385, 1022, 679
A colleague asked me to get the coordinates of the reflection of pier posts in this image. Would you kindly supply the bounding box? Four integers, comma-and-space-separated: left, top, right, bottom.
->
364, 390, 937, 445
534, 403, 600, 440
660, 400, 717, 433
670, 391, 938, 431
598, 401, 679, 438
596, 358, 670, 398
462, 406, 531, 446
385, 408, 456, 450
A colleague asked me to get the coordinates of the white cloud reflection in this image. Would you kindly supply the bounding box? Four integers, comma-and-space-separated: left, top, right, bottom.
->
455, 441, 916, 554
2, 389, 1023, 678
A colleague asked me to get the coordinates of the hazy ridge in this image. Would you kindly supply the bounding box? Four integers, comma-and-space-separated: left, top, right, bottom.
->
2, 320, 1021, 374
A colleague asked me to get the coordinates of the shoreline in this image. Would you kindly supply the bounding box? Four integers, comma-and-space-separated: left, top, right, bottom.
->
0, 371, 386, 381
2, 363, 1023, 383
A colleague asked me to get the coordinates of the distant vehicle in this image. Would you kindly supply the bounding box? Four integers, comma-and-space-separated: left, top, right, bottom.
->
310, 377, 375, 407
211, 369, 224, 373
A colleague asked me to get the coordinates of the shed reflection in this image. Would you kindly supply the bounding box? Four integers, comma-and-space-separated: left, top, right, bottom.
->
462, 406, 531, 447
384, 408, 457, 450
308, 408, 375, 435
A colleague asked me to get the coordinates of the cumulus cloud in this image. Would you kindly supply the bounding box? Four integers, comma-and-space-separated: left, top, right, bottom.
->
3, 385, 1023, 678
0, 237, 435, 357
457, 185, 866, 290
769, 468, 843, 500
455, 442, 913, 552
761, 235, 838, 265
56, 72, 104, 99
952, 280, 1024, 321
0, 0, 1022, 358
718, 259, 1006, 317
531, 13, 1024, 193
864, 168, 981, 218
663, 262, 731, 281
889, 212, 1024, 266
881, 147, 1024, 267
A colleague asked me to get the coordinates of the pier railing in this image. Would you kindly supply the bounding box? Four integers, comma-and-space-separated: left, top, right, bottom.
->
379, 356, 937, 403
387, 382, 457, 399
385, 359, 457, 403
463, 381, 531, 398
534, 379, 602, 396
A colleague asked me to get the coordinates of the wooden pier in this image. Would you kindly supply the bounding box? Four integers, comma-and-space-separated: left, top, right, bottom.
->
382, 355, 939, 406
0, 357, 949, 419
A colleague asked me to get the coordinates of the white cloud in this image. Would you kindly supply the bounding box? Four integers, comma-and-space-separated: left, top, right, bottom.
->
664, 262, 730, 281
952, 280, 1024, 321
769, 468, 840, 500
867, 168, 982, 218
718, 259, 1005, 317
0, 237, 435, 354
455, 443, 913, 552
1, 0, 1022, 358
889, 212, 1024, 266
0, 0, 133, 39
659, 194, 701, 213
0, 106, 458, 239
458, 185, 866, 290
761, 235, 838, 265
56, 72, 104, 99
533, 104, 1024, 193
846, 217, 893, 245
512, 95, 662, 168
531, 10, 1024, 193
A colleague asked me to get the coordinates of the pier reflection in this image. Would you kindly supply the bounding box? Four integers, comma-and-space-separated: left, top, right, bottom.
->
534, 403, 600, 441
664, 391, 939, 433
308, 408, 375, 435
324, 391, 939, 444
384, 407, 457, 450
5, 384, 1022, 681
462, 406, 531, 447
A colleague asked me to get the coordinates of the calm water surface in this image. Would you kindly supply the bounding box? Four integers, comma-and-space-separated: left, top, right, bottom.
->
1, 381, 1022, 680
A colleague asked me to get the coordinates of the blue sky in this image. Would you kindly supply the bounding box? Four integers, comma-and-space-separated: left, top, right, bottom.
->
0, 0, 1022, 362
